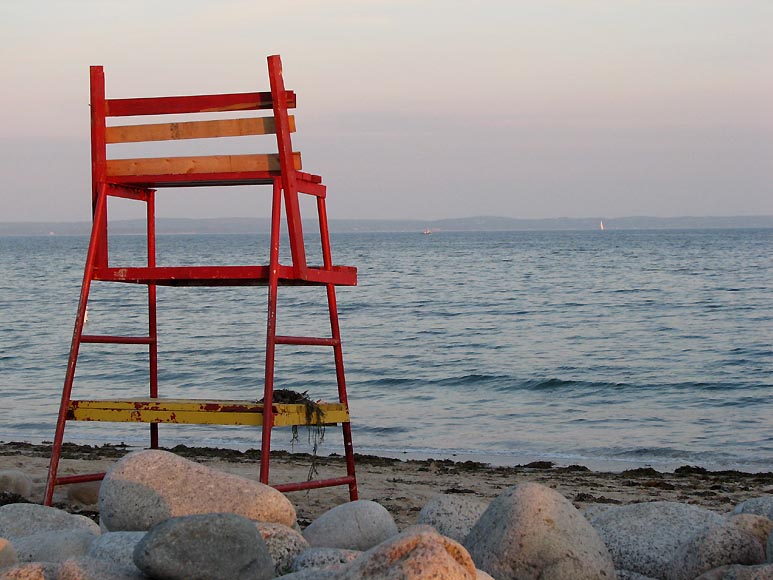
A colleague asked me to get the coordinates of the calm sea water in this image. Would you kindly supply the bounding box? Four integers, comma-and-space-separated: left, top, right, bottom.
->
0, 229, 771, 472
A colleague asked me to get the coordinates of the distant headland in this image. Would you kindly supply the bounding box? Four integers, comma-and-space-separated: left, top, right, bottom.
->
1, 215, 771, 236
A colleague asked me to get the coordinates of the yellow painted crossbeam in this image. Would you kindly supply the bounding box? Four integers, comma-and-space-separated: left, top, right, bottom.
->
67, 398, 349, 427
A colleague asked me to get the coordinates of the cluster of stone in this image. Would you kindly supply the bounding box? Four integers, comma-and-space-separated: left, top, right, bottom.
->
0, 451, 771, 579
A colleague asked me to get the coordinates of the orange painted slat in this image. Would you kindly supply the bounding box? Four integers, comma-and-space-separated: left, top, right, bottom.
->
106, 152, 302, 176
106, 116, 296, 144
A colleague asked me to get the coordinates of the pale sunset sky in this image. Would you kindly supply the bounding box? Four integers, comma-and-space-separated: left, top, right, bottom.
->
1, 0, 771, 222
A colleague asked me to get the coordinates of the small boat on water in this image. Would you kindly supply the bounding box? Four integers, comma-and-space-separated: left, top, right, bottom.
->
600, 220, 605, 231
422, 228, 434, 235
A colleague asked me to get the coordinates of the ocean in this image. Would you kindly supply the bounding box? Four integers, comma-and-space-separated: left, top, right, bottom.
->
0, 228, 771, 472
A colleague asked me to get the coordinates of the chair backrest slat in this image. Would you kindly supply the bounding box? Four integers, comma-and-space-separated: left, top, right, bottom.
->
106, 152, 302, 177
105, 91, 296, 117
106, 116, 296, 144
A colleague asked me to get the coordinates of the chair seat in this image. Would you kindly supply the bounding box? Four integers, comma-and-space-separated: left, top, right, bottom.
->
93, 264, 357, 286
68, 398, 350, 427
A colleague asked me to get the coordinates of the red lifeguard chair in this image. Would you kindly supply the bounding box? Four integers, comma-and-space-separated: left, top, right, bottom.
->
44, 55, 358, 505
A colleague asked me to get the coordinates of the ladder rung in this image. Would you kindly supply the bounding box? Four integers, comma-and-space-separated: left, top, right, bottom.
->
275, 336, 339, 347
273, 475, 356, 493
81, 335, 154, 345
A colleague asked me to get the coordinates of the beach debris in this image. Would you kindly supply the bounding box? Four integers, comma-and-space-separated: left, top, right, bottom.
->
255, 521, 309, 576
133, 513, 274, 580
336, 525, 476, 580
259, 389, 327, 481
0, 471, 32, 501
464, 481, 616, 579
302, 500, 399, 551
98, 449, 296, 531
590, 501, 725, 578
417, 493, 489, 543
86, 531, 146, 568
291, 547, 361, 573
0, 503, 99, 539
667, 520, 765, 579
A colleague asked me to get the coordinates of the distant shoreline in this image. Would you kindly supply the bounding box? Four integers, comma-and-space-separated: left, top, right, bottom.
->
2, 215, 772, 236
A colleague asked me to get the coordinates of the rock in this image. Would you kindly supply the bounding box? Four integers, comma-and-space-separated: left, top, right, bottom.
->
417, 494, 488, 542
275, 570, 339, 579
67, 482, 101, 506
86, 532, 146, 568
727, 514, 772, 558
255, 522, 309, 575
0, 539, 17, 569
769, 530, 772, 564
476, 570, 495, 579
11, 530, 97, 563
302, 500, 398, 551
58, 557, 147, 580
590, 500, 725, 578
733, 497, 773, 521
291, 547, 361, 571
0, 473, 32, 500
667, 521, 765, 579
695, 563, 773, 579
0, 562, 59, 580
340, 525, 476, 579
133, 512, 274, 580
464, 482, 616, 579
99, 449, 295, 531
0, 504, 100, 539
617, 571, 658, 580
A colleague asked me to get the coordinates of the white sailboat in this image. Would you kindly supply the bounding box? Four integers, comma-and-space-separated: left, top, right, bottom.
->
600, 220, 605, 231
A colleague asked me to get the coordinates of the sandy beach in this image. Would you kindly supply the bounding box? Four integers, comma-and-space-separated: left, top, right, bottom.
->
2, 442, 771, 527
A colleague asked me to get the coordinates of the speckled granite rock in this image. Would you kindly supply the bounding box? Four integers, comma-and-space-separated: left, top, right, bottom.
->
99, 449, 295, 531
255, 522, 309, 575
132, 513, 273, 580
590, 500, 724, 578
11, 530, 97, 563
733, 497, 773, 522
86, 532, 146, 568
291, 547, 361, 572
302, 500, 398, 551
417, 494, 488, 542
465, 482, 616, 579
0, 504, 99, 539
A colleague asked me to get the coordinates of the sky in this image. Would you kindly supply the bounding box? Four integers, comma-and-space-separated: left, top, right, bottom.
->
1, 0, 771, 222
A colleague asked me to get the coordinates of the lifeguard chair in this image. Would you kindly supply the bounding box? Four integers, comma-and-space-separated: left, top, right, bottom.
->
44, 55, 358, 504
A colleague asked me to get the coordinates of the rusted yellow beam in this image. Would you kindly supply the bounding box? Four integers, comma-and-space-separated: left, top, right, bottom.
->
67, 398, 349, 427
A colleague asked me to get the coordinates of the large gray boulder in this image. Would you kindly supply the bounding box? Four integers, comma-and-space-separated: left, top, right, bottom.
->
302, 500, 398, 551
86, 532, 146, 568
590, 501, 725, 578
11, 530, 97, 563
464, 482, 616, 579
733, 497, 773, 522
275, 570, 339, 580
0, 504, 99, 539
695, 563, 773, 579
417, 494, 489, 542
255, 522, 309, 576
99, 449, 295, 530
132, 512, 274, 580
666, 521, 765, 579
340, 525, 476, 579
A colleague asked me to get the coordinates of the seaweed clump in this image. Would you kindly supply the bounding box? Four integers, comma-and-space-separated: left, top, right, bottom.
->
260, 389, 326, 480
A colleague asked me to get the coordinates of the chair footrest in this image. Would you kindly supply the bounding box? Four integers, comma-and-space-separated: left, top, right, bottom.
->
67, 398, 349, 427
93, 265, 357, 286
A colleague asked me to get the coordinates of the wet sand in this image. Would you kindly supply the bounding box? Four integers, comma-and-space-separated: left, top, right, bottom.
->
2, 442, 771, 528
